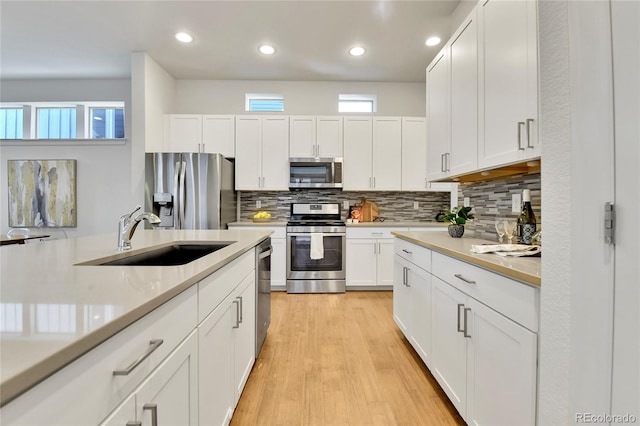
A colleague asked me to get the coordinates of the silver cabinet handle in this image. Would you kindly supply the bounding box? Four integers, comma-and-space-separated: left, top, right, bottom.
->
373, 177, 376, 188
463, 308, 471, 338
457, 304, 464, 332
445, 153, 450, 172
517, 121, 525, 150
526, 118, 534, 148
262, 176, 265, 188
237, 296, 244, 323
113, 339, 164, 376
378, 241, 381, 254
369, 177, 372, 188
371, 232, 383, 237
402, 249, 412, 254
441, 153, 446, 172
143, 403, 158, 426
454, 274, 476, 284
126, 422, 142, 426
232, 300, 240, 328
402, 266, 407, 286
258, 176, 261, 188
405, 267, 410, 287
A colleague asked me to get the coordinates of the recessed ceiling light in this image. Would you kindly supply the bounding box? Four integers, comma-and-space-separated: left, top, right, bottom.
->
349, 46, 366, 56
259, 45, 276, 55
425, 37, 441, 47
175, 32, 194, 43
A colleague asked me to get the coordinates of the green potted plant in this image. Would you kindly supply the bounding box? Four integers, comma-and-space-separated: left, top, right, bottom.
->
439, 206, 475, 238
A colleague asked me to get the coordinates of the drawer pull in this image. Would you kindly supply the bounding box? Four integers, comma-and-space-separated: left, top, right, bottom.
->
113, 339, 164, 376
463, 308, 472, 338
233, 300, 240, 329
402, 249, 412, 254
143, 403, 158, 426
371, 232, 384, 236
126, 422, 142, 426
454, 274, 476, 284
457, 304, 464, 332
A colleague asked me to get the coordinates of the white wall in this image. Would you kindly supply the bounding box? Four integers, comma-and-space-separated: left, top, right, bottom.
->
174, 80, 426, 116
0, 79, 132, 238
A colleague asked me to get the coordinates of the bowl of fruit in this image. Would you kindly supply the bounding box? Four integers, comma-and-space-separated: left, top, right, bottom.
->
253, 211, 272, 223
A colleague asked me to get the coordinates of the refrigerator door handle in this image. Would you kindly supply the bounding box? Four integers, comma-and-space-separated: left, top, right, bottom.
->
173, 161, 181, 229
179, 161, 187, 229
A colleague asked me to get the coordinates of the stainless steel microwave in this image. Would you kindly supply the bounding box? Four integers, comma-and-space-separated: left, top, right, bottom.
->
289, 157, 343, 189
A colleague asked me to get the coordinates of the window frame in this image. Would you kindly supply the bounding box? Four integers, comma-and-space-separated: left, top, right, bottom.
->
245, 93, 285, 112
338, 94, 378, 113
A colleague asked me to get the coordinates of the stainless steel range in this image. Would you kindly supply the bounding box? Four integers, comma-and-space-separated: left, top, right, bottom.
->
286, 203, 346, 293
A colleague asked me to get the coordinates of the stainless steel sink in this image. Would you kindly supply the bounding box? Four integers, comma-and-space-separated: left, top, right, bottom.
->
80, 242, 234, 266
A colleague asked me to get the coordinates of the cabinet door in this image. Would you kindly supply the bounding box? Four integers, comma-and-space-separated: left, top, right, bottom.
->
167, 114, 202, 152
316, 116, 344, 158
233, 274, 256, 405
431, 277, 467, 418
98, 393, 136, 426
466, 299, 537, 426
409, 265, 432, 365
372, 117, 402, 190
199, 296, 234, 426
289, 116, 316, 157
202, 115, 235, 157
393, 255, 411, 334
479, 0, 538, 167
261, 116, 290, 190
449, 11, 479, 176
136, 330, 199, 426
401, 117, 428, 191
271, 238, 286, 289
426, 51, 451, 181
376, 239, 395, 286
343, 117, 373, 190
235, 116, 262, 190
346, 239, 377, 286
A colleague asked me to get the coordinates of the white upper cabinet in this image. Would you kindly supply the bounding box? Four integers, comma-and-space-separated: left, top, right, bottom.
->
343, 116, 401, 191
235, 115, 289, 191
164, 114, 235, 157
401, 117, 428, 190
202, 115, 235, 157
316, 116, 343, 157
478, 0, 539, 167
426, 8, 478, 180
343, 116, 373, 190
290, 116, 343, 158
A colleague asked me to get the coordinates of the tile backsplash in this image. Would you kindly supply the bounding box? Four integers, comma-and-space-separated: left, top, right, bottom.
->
239, 190, 451, 222
457, 172, 541, 240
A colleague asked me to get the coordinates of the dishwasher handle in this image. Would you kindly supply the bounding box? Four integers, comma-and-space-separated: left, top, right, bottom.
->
258, 246, 273, 259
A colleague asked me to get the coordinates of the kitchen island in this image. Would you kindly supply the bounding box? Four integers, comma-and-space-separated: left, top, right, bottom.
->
0, 229, 270, 424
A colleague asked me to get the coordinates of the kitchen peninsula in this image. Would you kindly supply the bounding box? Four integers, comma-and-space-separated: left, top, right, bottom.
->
0, 229, 270, 425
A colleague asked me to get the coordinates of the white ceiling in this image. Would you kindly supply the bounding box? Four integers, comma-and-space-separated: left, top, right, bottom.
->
0, 0, 461, 83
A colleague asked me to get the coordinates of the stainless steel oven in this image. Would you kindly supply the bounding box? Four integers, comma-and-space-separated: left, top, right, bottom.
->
286, 203, 346, 293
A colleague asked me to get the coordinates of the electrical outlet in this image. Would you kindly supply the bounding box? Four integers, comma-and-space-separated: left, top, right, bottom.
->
463, 197, 470, 207
343, 200, 349, 210
413, 201, 419, 209
512, 194, 521, 213
256, 200, 261, 209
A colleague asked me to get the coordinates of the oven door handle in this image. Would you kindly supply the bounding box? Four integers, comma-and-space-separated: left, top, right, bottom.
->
287, 232, 346, 237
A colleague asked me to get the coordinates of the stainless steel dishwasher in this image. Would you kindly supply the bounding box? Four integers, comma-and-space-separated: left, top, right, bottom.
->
256, 238, 272, 357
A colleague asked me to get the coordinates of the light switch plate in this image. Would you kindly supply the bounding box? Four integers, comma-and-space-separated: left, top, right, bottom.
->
512, 194, 521, 213
256, 200, 262, 209
413, 201, 419, 209
343, 201, 349, 210
463, 197, 470, 207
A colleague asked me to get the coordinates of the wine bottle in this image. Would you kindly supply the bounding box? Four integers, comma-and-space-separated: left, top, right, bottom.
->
517, 189, 537, 244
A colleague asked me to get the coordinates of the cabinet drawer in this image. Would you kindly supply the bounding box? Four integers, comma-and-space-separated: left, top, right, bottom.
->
198, 249, 255, 322
432, 252, 539, 331
347, 227, 407, 239
1, 286, 198, 426
394, 239, 432, 272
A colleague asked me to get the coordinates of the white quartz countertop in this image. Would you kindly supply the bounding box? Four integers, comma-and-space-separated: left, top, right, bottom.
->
228, 221, 447, 228
228, 221, 288, 226
0, 229, 270, 406
392, 231, 541, 287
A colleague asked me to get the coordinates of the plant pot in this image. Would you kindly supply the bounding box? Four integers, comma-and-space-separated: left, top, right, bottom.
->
448, 224, 465, 238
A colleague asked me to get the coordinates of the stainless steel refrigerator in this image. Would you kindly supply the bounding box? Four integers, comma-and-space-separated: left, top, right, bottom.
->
145, 153, 236, 229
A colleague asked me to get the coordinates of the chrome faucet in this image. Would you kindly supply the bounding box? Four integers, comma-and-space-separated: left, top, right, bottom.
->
118, 206, 161, 251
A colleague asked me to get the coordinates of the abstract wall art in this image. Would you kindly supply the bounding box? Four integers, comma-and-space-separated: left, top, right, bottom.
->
7, 159, 77, 227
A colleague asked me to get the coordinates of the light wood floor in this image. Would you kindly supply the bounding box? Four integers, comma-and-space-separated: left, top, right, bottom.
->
231, 291, 465, 426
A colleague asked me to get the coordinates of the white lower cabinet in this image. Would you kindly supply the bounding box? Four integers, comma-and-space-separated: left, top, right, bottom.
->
347, 228, 405, 288
394, 238, 539, 426
199, 271, 256, 426
228, 225, 286, 290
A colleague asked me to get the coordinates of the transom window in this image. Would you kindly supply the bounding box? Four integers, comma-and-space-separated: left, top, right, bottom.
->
339, 94, 377, 113
245, 93, 284, 112
37, 107, 77, 139
0, 108, 24, 139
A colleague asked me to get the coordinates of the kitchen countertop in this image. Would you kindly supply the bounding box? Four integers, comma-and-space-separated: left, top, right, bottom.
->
228, 221, 447, 228
392, 231, 541, 287
0, 229, 271, 407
